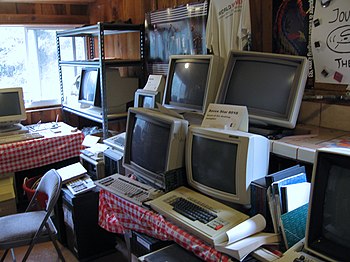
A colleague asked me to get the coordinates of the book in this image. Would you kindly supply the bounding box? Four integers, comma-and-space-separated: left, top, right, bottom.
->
56, 162, 87, 183
280, 182, 311, 213
268, 172, 307, 233
213, 214, 280, 261
215, 232, 280, 261
252, 165, 306, 232
265, 165, 305, 186
280, 203, 308, 249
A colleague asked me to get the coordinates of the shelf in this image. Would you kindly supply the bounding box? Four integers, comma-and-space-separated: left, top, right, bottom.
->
63, 106, 127, 123
57, 22, 144, 138
59, 59, 143, 67
56, 23, 143, 38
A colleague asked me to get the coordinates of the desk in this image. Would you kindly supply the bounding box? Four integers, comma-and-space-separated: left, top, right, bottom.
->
98, 189, 232, 262
0, 122, 84, 174
270, 124, 350, 163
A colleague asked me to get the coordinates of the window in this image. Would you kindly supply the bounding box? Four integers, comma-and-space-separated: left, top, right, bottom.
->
0, 26, 85, 108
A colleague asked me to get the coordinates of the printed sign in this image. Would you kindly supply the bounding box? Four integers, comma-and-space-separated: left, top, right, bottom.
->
201, 103, 248, 132
312, 1, 350, 84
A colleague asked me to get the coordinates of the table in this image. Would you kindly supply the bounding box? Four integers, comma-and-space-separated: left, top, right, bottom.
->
0, 122, 84, 174
98, 189, 233, 262
270, 124, 350, 163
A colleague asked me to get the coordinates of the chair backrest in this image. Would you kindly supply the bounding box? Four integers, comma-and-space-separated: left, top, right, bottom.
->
29, 169, 62, 212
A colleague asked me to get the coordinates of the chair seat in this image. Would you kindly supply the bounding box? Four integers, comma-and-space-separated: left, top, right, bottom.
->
0, 211, 50, 247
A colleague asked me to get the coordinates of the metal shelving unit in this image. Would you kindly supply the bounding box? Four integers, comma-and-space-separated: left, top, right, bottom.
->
57, 22, 145, 138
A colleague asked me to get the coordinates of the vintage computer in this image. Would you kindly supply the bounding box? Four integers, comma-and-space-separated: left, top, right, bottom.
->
215, 50, 308, 136
75, 67, 139, 118
95, 107, 189, 206
123, 107, 189, 189
0, 87, 27, 134
134, 75, 165, 109
149, 126, 270, 246
185, 126, 270, 206
280, 147, 350, 261
162, 54, 223, 124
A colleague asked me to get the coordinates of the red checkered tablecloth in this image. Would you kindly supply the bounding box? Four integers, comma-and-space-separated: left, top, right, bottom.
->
98, 189, 233, 262
0, 123, 84, 174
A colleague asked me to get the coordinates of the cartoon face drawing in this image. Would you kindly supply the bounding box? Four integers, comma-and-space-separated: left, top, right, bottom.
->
327, 25, 350, 53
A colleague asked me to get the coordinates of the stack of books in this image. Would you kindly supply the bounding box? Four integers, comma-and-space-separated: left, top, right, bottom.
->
252, 165, 311, 250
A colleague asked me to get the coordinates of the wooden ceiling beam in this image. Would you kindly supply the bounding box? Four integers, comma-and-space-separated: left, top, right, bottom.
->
0, 0, 95, 3
0, 13, 89, 24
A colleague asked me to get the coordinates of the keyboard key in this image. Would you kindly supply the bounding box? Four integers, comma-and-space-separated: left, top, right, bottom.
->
170, 197, 217, 224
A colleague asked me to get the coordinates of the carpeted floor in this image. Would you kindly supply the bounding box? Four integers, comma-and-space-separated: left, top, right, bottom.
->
0, 240, 129, 262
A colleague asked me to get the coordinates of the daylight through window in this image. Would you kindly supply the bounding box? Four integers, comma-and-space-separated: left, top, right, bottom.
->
0, 26, 85, 108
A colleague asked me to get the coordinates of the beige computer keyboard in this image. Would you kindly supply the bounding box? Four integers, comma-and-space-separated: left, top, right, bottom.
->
0, 132, 44, 145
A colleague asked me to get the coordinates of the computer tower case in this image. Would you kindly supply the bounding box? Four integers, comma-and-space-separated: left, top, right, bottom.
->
61, 188, 116, 260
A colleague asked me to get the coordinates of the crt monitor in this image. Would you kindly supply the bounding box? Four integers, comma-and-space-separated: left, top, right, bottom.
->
134, 89, 162, 109
185, 126, 270, 206
78, 67, 99, 107
216, 50, 308, 131
78, 67, 139, 114
123, 107, 188, 188
162, 55, 223, 115
304, 148, 350, 261
0, 87, 26, 131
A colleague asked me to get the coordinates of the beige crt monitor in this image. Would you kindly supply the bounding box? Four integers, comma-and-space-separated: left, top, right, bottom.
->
0, 87, 27, 133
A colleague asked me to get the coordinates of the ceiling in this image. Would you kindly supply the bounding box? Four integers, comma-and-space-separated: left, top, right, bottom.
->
0, 0, 96, 3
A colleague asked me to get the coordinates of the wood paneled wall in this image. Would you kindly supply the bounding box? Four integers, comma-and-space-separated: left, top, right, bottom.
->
88, 0, 272, 52
0, 2, 89, 24
1, 0, 347, 127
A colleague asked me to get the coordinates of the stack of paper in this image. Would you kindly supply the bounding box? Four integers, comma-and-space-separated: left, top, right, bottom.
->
214, 214, 280, 261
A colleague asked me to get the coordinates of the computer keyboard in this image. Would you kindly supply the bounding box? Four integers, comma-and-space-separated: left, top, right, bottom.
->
170, 197, 217, 224
94, 173, 164, 206
0, 132, 44, 145
66, 174, 96, 195
149, 186, 249, 246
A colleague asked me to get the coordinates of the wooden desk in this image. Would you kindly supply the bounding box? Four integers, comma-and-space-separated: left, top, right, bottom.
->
0, 122, 84, 174
98, 189, 232, 262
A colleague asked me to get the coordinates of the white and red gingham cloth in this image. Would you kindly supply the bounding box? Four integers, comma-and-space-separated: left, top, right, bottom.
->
0, 125, 84, 174
98, 189, 233, 262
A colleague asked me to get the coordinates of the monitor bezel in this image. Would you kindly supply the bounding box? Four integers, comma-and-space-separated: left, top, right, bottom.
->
123, 107, 188, 187
0, 87, 27, 125
162, 54, 223, 115
78, 67, 100, 107
134, 89, 160, 109
215, 50, 308, 129
305, 148, 350, 262
185, 126, 270, 206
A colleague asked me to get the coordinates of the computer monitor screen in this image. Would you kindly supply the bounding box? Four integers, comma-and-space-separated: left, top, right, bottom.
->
216, 51, 308, 130
0, 87, 26, 129
134, 89, 161, 109
305, 148, 350, 261
186, 126, 270, 206
163, 55, 223, 114
76, 68, 138, 116
123, 107, 188, 188
78, 68, 99, 107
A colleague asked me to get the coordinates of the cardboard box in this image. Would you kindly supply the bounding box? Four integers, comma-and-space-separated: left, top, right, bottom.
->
0, 176, 15, 202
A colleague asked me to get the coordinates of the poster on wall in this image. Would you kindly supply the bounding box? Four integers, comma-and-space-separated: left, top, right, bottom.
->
272, 0, 314, 88
312, 0, 350, 84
